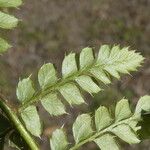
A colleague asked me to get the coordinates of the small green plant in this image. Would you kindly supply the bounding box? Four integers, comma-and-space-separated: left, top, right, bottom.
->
0, 44, 150, 150
0, 1, 150, 150
50, 96, 150, 150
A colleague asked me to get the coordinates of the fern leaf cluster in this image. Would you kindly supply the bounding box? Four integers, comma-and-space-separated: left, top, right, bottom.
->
0, 0, 22, 53
50, 95, 150, 150
0, 1, 149, 149
16, 45, 144, 137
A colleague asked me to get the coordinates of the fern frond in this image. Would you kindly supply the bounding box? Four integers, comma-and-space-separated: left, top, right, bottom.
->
16, 45, 144, 137
50, 95, 150, 150
0, 0, 22, 54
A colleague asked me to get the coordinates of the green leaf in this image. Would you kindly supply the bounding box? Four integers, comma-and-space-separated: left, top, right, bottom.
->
41, 93, 66, 116
112, 124, 140, 144
128, 120, 140, 132
97, 45, 110, 62
75, 75, 101, 94
104, 66, 120, 79
0, 11, 18, 29
0, 0, 22, 8
62, 53, 77, 78
50, 129, 68, 150
38, 63, 58, 89
21, 106, 42, 137
97, 45, 144, 79
115, 99, 132, 122
95, 106, 113, 131
59, 83, 84, 105
90, 67, 111, 84
94, 134, 120, 150
135, 95, 150, 114
79, 47, 94, 69
73, 114, 93, 143
0, 38, 11, 53
16, 77, 35, 103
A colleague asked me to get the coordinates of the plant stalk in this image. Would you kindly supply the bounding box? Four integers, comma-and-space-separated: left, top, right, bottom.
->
0, 97, 39, 150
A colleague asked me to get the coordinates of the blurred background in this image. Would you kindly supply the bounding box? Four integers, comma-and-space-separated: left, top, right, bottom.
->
0, 0, 150, 149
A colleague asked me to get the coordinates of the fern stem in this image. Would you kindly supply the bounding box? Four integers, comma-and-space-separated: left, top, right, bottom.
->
0, 97, 39, 150
69, 116, 135, 150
